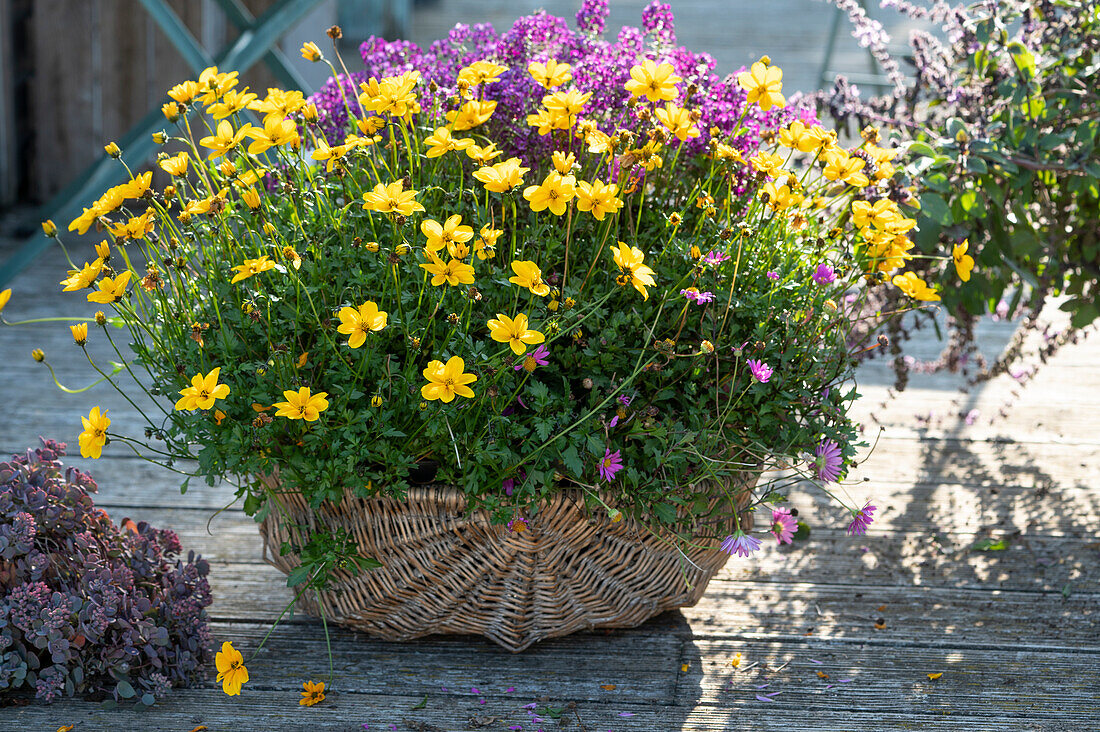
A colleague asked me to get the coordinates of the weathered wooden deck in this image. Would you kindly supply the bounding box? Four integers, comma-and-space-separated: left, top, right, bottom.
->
2, 227, 1098, 731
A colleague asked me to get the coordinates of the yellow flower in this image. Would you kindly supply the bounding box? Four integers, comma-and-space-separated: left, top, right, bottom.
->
0, 288, 9, 315
749, 150, 785, 177
892, 271, 941, 301
273, 386, 330, 421
953, 240, 974, 282
353, 115, 385, 135
207, 87, 259, 120
281, 246, 302, 270
310, 140, 348, 172
358, 71, 422, 119
654, 103, 700, 141
361, 181, 425, 217
762, 180, 803, 212
523, 171, 576, 215
70, 323, 88, 345
575, 179, 623, 221
625, 60, 682, 102
301, 41, 322, 62
487, 312, 545, 355
199, 120, 253, 159
41, 220, 57, 237
864, 232, 914, 276
104, 142, 121, 158
300, 680, 326, 707
420, 252, 475, 287
526, 108, 555, 136
159, 152, 189, 176
197, 66, 240, 105
246, 115, 299, 154
543, 90, 591, 129
528, 58, 572, 89
78, 406, 110, 459
420, 356, 477, 403
851, 199, 901, 232
60, 260, 103, 292
552, 151, 576, 175
629, 141, 664, 171
175, 367, 231, 410
822, 149, 869, 188
445, 99, 497, 131
371, 395, 384, 408
457, 60, 508, 87
109, 210, 156, 240
162, 101, 181, 122
610, 243, 657, 300
475, 225, 502, 260
167, 80, 199, 104
230, 255, 277, 284
337, 301, 388, 348
465, 142, 503, 165
424, 126, 473, 158
737, 60, 786, 111
473, 157, 529, 193
778, 120, 826, 153
215, 641, 249, 696
508, 260, 550, 296
87, 271, 131, 304
241, 187, 261, 209
421, 214, 474, 254
249, 88, 307, 122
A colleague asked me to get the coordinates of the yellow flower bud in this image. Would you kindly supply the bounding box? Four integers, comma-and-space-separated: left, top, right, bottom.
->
219, 160, 237, 177
700, 339, 714, 354
41, 220, 57, 237
70, 323, 88, 345
94, 311, 106, 325
371, 395, 384, 407
104, 142, 121, 158
395, 243, 411, 256
152, 131, 167, 145
241, 187, 261, 210
364, 241, 379, 252
162, 102, 181, 122
32, 348, 45, 362
262, 222, 276, 235
609, 508, 623, 523
163, 185, 176, 200
301, 41, 322, 62
301, 103, 318, 122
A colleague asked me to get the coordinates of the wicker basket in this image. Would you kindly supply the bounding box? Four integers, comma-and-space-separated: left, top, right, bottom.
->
258, 474, 756, 651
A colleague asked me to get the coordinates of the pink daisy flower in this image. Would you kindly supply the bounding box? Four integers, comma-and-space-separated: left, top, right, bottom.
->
770, 508, 796, 545
846, 502, 876, 536
514, 344, 550, 372
597, 448, 623, 481
720, 531, 761, 557
813, 439, 844, 482
507, 516, 529, 534
812, 263, 836, 285
747, 359, 773, 383
681, 287, 715, 304
703, 250, 730, 266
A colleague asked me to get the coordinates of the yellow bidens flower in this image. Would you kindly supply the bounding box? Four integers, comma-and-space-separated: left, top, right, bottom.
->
421, 355, 477, 403
197, 66, 240, 105
475, 225, 502, 260
78, 406, 110, 459
822, 149, 870, 188
273, 386, 330, 421
199, 120, 253, 159
422, 214, 474, 254
737, 60, 786, 111
575, 179, 623, 221
87, 272, 131, 304
230, 255, 276, 284
509, 260, 550, 297
420, 252, 476, 287
487, 312, 546, 355
473, 157, 530, 193
953, 240, 974, 282
41, 219, 58, 237
60, 260, 103, 292
779, 120, 828, 153
424, 126, 473, 158
624, 60, 682, 103
301, 41, 322, 62
552, 151, 577, 175
528, 58, 572, 89
104, 142, 121, 158
466, 142, 503, 165
446, 99, 497, 131
0, 288, 10, 315
361, 181, 426, 217
892, 271, 941, 302
654, 103, 700, 141
300, 680, 326, 707
207, 88, 258, 120
246, 115, 299, 154
337, 301, 388, 348
240, 187, 261, 209
523, 171, 576, 216
215, 641, 249, 696
70, 323, 88, 345
457, 60, 508, 87
167, 80, 199, 105
175, 367, 231, 411
610, 243, 657, 301
542, 89, 591, 129
159, 152, 189, 176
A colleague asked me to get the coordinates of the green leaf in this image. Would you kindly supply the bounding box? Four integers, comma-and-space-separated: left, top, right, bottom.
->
919, 193, 952, 226
116, 680, 135, 699
411, 694, 427, 710
141, 692, 157, 707
653, 502, 679, 524
793, 521, 811, 541
286, 565, 312, 588
907, 141, 937, 158
971, 538, 1009, 552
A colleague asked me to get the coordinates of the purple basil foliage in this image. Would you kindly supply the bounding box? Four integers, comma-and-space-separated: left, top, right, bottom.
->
309, 4, 814, 187
0, 439, 213, 705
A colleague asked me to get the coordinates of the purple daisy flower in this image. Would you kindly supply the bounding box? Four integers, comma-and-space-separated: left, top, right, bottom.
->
720, 531, 761, 557
813, 439, 844, 482
703, 250, 730, 266
681, 287, 715, 304
597, 448, 623, 481
507, 516, 529, 534
770, 508, 796, 545
767, 271, 780, 280
514, 343, 550, 372
846, 502, 876, 536
812, 263, 836, 285
747, 359, 773, 383
617, 394, 632, 406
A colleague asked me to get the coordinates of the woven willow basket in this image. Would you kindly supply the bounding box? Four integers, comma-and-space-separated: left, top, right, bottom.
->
258, 474, 756, 651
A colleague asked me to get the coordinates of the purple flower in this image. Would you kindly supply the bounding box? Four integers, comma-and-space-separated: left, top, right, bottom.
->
514, 344, 550, 372
575, 0, 609, 35
846, 502, 876, 536
641, 1, 677, 46
813, 439, 844, 482
597, 448, 623, 481
767, 270, 780, 280
617, 394, 632, 406
720, 531, 761, 557
747, 359, 773, 383
812, 263, 837, 285
703, 250, 730, 266
608, 415, 619, 428
507, 516, 529, 534
681, 287, 715, 304
770, 508, 796, 545
502, 477, 514, 496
